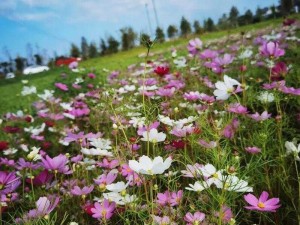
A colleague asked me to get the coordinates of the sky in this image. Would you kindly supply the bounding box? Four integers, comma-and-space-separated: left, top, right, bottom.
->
0, 0, 278, 61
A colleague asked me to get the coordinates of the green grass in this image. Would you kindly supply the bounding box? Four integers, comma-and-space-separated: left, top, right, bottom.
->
0, 16, 298, 113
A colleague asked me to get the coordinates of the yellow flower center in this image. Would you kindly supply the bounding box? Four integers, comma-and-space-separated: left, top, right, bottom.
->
258, 202, 265, 208
213, 173, 219, 178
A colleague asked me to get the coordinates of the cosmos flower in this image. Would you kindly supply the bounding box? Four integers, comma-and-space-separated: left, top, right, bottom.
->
141, 128, 166, 143
187, 38, 203, 55
213, 75, 241, 100
91, 199, 116, 219
129, 155, 172, 175
24, 196, 60, 220
244, 191, 280, 212
259, 41, 285, 58
184, 211, 205, 225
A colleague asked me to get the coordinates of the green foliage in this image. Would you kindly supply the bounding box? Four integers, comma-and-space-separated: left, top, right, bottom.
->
167, 25, 178, 39
88, 42, 98, 58
193, 20, 203, 34
120, 27, 137, 51
80, 37, 89, 60
70, 43, 80, 58
155, 27, 165, 43
107, 36, 120, 54
180, 16, 192, 37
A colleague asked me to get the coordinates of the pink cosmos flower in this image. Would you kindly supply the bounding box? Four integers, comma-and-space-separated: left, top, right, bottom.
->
215, 205, 233, 223
259, 41, 285, 58
227, 103, 248, 114
211, 54, 234, 74
156, 87, 176, 97
40, 154, 72, 174
88, 73, 96, 79
200, 49, 218, 60
244, 191, 281, 212
94, 170, 117, 186
183, 91, 201, 101
91, 199, 116, 219
248, 111, 271, 121
222, 118, 239, 139
198, 139, 217, 149
187, 38, 203, 55
245, 147, 261, 154
55, 83, 68, 91
71, 185, 94, 196
153, 215, 173, 225
184, 211, 205, 225
271, 62, 288, 81
24, 196, 60, 220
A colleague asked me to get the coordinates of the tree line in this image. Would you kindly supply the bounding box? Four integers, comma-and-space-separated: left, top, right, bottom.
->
70, 1, 297, 60
0, 0, 297, 76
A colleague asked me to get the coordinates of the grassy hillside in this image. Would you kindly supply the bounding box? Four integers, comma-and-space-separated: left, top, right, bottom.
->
0, 16, 297, 113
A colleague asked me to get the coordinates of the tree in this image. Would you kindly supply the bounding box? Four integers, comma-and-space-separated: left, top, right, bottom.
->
280, 0, 294, 15
229, 6, 239, 27
254, 7, 264, 23
120, 27, 137, 51
81, 37, 89, 60
155, 27, 165, 43
99, 38, 107, 56
193, 20, 203, 34
70, 43, 80, 58
204, 18, 215, 32
244, 9, 254, 25
107, 36, 119, 54
34, 54, 42, 65
218, 13, 230, 30
15, 56, 25, 72
89, 42, 98, 58
167, 25, 178, 39
180, 16, 192, 37
140, 33, 151, 45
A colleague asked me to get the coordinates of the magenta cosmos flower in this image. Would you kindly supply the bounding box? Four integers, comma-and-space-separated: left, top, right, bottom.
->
40, 154, 72, 174
259, 41, 285, 58
184, 211, 205, 225
91, 199, 116, 220
244, 191, 280, 212
71, 185, 94, 196
187, 38, 203, 55
55, 83, 68, 91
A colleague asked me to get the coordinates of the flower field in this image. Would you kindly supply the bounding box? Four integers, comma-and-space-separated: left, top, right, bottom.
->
0, 19, 300, 225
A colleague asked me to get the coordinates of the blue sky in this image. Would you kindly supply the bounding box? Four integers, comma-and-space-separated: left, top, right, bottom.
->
0, 0, 278, 61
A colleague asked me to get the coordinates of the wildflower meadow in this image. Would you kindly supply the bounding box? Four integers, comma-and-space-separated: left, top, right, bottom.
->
0, 18, 300, 225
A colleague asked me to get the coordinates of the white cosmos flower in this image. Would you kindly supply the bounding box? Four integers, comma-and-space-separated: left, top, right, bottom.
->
21, 86, 37, 96
239, 49, 253, 59
3, 148, 18, 155
37, 90, 54, 101
220, 175, 253, 192
89, 138, 112, 150
24, 123, 46, 136
199, 164, 223, 188
81, 147, 113, 157
60, 102, 73, 111
129, 155, 172, 175
213, 75, 241, 100
100, 192, 137, 205
106, 181, 130, 193
141, 128, 166, 143
285, 141, 300, 160
257, 91, 275, 103
27, 147, 41, 161
185, 181, 210, 192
